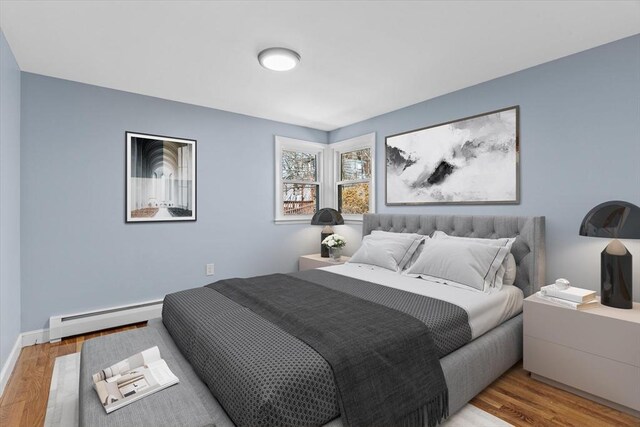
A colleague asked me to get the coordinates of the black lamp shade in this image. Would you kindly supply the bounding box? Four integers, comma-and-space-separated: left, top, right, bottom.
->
311, 208, 344, 257
579, 200, 640, 239
310, 208, 344, 226
579, 201, 640, 309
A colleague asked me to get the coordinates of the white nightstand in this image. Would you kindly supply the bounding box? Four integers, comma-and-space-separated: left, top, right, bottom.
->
298, 253, 350, 271
523, 293, 640, 416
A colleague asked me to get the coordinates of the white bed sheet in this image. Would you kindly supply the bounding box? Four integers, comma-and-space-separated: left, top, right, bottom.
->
320, 263, 523, 340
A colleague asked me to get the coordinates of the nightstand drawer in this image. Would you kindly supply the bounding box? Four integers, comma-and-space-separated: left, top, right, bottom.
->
524, 298, 640, 367
524, 336, 640, 411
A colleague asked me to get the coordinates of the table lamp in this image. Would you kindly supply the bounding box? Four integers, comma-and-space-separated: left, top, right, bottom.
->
579, 200, 640, 309
311, 208, 344, 257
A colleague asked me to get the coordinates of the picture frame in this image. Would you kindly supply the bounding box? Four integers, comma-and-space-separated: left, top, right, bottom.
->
385, 106, 519, 205
126, 131, 197, 222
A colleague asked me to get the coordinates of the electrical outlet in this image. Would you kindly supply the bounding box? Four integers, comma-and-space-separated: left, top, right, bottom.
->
206, 263, 215, 276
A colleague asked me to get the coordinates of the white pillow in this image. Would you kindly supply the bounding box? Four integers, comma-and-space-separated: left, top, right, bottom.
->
348, 240, 401, 271
405, 238, 427, 269
502, 253, 517, 286
370, 230, 429, 269
405, 238, 513, 293
431, 230, 515, 247
431, 231, 516, 290
371, 230, 426, 241
348, 233, 423, 272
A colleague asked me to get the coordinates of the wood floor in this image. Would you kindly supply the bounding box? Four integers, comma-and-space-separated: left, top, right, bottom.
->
0, 323, 638, 427
0, 323, 147, 427
470, 365, 639, 427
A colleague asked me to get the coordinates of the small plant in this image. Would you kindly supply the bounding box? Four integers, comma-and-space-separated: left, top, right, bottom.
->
322, 234, 346, 249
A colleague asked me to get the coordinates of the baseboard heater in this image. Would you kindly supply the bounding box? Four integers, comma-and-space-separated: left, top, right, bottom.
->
49, 299, 163, 343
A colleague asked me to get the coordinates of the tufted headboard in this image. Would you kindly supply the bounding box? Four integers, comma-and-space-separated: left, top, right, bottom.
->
363, 214, 546, 297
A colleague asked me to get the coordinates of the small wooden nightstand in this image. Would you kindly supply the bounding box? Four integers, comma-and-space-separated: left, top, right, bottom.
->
523, 293, 640, 416
298, 253, 350, 271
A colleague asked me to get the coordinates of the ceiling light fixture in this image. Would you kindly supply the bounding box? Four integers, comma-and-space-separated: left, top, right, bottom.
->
258, 47, 300, 71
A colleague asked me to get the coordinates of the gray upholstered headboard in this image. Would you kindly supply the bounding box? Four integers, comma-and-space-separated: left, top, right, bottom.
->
363, 214, 546, 297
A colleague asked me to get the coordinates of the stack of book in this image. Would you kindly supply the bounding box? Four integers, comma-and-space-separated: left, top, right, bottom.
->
537, 285, 598, 310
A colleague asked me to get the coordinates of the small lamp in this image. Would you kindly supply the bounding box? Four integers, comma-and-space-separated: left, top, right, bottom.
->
579, 200, 640, 309
311, 208, 344, 257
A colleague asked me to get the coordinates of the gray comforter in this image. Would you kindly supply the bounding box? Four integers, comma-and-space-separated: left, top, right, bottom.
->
162, 269, 472, 427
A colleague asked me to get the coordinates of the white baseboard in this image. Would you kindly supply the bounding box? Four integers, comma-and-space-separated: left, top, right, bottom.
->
1, 299, 162, 397
21, 328, 50, 347
49, 299, 162, 342
0, 328, 51, 396
0, 334, 22, 397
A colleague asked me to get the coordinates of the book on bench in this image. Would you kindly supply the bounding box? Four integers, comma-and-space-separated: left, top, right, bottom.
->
92, 346, 179, 413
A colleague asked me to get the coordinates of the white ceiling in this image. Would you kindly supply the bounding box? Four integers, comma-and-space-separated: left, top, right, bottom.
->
1, 1, 639, 131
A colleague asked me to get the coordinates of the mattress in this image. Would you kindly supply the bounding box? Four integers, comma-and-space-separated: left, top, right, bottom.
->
162, 270, 468, 426
320, 263, 524, 339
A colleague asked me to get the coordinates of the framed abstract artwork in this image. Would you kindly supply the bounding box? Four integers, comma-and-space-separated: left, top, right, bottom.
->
126, 132, 197, 222
385, 106, 519, 205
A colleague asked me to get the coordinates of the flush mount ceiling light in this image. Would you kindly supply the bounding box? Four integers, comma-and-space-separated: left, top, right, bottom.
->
258, 47, 300, 71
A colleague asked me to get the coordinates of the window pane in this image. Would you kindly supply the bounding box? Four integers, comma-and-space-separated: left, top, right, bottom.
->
282, 150, 317, 181
282, 183, 319, 215
338, 182, 369, 215
341, 149, 371, 181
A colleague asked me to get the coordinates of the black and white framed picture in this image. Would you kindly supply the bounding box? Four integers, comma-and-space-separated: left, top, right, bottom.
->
126, 132, 196, 222
385, 106, 519, 205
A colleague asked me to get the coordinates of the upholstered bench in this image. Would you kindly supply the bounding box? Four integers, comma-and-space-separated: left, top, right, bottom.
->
79, 319, 234, 427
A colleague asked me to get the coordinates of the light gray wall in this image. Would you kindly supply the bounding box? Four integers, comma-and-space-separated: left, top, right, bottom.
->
20, 74, 327, 331
0, 30, 21, 367
330, 35, 640, 301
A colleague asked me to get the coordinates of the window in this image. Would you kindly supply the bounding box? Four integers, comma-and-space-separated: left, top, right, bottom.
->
282, 151, 318, 216
333, 133, 376, 220
275, 136, 325, 223
275, 133, 375, 223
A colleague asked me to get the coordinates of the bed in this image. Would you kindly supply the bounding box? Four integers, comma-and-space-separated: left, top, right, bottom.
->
79, 213, 545, 427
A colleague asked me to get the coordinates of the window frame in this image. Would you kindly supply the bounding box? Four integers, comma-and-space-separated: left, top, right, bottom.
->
332, 133, 376, 222
274, 136, 327, 224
